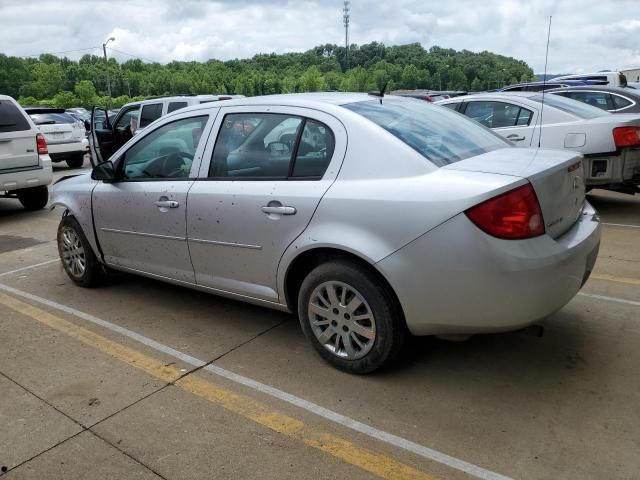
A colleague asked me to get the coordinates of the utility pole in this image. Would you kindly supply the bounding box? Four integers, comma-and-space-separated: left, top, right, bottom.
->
102, 37, 115, 109
343, 1, 350, 70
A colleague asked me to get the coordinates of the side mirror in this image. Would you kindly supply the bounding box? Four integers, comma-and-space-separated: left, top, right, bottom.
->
91, 161, 116, 182
84, 119, 91, 132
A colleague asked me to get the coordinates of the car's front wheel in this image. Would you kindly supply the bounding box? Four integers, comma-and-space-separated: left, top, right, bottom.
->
66, 153, 85, 169
57, 215, 105, 287
298, 259, 405, 374
17, 186, 49, 210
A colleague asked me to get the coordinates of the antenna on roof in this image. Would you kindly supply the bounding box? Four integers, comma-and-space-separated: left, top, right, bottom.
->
368, 81, 388, 104
538, 15, 552, 148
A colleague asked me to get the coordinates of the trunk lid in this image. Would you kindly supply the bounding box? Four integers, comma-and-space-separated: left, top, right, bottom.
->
38, 123, 75, 144
444, 148, 586, 238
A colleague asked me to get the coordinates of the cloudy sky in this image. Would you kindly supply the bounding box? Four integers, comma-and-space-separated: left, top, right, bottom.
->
2, 0, 639, 74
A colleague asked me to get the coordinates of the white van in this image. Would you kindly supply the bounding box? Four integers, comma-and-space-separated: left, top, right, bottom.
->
552, 71, 628, 88
90, 94, 243, 165
0, 95, 53, 210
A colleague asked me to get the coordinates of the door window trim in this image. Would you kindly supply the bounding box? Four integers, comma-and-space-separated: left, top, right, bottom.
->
203, 112, 336, 181
111, 113, 213, 183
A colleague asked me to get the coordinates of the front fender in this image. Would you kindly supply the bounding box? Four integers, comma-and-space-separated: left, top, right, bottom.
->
50, 175, 102, 262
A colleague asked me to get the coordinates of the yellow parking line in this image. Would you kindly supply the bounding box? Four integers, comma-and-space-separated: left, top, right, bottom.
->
590, 273, 640, 286
0, 291, 438, 480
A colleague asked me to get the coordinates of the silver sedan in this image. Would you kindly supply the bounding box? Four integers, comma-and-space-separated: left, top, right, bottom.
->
51, 93, 601, 373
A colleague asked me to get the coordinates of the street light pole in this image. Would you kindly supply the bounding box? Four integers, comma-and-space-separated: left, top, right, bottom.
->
102, 37, 115, 110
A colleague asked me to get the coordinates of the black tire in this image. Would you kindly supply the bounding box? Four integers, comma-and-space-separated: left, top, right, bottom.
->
57, 215, 105, 287
66, 153, 85, 169
17, 185, 49, 210
298, 259, 405, 374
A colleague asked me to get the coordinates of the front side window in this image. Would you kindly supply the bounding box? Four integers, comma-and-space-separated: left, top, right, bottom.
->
209, 113, 334, 179
464, 101, 532, 128
114, 106, 140, 130
139, 103, 163, 128
344, 100, 507, 167
120, 115, 208, 180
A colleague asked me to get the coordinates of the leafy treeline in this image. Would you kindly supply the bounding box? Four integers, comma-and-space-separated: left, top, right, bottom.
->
0, 42, 535, 108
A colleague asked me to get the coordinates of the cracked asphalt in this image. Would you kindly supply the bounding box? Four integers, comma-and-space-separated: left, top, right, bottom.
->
0, 160, 638, 480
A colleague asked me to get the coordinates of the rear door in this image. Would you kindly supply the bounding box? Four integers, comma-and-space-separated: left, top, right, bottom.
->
187, 106, 347, 302
462, 100, 537, 146
90, 107, 116, 166
0, 99, 38, 170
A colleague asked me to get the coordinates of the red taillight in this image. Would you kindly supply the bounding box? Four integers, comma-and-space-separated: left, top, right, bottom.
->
36, 133, 48, 155
465, 183, 545, 240
613, 126, 640, 148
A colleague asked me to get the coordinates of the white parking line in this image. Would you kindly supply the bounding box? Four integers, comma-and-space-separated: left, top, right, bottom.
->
0, 280, 512, 480
602, 222, 640, 229
578, 292, 640, 307
0, 259, 59, 278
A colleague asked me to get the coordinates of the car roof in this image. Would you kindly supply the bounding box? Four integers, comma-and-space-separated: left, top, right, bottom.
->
164, 92, 407, 116
547, 85, 639, 96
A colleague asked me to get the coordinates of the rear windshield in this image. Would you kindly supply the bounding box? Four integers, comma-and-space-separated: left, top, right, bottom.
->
343, 99, 508, 167
0, 100, 31, 132
29, 113, 77, 125
529, 94, 608, 119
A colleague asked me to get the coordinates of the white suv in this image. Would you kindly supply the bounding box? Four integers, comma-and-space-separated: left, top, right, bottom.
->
0, 95, 53, 210
90, 94, 243, 165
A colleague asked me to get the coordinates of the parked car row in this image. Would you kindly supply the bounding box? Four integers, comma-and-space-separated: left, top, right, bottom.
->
52, 92, 601, 373
438, 90, 640, 194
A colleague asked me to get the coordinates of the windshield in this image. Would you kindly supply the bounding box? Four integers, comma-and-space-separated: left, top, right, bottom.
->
529, 94, 608, 119
344, 99, 508, 167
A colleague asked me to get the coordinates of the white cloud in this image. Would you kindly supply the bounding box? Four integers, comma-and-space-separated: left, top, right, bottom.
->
1, 0, 639, 73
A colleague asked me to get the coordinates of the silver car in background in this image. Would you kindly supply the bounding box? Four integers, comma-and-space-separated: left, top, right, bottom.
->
50, 93, 601, 373
438, 92, 640, 194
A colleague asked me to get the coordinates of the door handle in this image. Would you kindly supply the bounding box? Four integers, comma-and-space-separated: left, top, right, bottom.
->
261, 205, 296, 215
506, 134, 526, 142
155, 200, 179, 208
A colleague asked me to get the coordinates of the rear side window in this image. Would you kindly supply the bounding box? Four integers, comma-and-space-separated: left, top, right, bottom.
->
0, 100, 31, 133
208, 113, 335, 179
464, 101, 533, 128
529, 94, 607, 119
554, 91, 611, 111
167, 101, 188, 113
612, 94, 633, 110
344, 100, 507, 167
139, 103, 163, 128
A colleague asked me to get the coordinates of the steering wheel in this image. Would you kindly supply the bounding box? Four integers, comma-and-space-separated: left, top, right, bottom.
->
163, 151, 194, 178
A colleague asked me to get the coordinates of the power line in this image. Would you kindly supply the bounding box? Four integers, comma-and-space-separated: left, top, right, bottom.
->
106, 47, 159, 64
22, 46, 99, 58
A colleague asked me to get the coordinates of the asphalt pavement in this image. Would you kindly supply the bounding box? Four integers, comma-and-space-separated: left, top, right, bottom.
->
0, 159, 638, 480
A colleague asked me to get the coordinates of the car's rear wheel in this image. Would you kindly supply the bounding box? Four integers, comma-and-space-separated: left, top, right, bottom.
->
57, 215, 104, 287
66, 153, 85, 169
17, 186, 48, 210
298, 259, 405, 374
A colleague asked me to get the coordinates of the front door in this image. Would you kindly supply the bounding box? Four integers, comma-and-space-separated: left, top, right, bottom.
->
93, 114, 211, 282
90, 107, 116, 166
187, 107, 346, 302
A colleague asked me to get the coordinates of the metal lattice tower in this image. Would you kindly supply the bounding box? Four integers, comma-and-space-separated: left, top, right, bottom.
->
343, 1, 350, 69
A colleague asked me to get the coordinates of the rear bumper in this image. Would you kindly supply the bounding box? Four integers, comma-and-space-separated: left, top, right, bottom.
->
584, 149, 640, 188
0, 156, 53, 192
377, 201, 601, 336
48, 139, 89, 158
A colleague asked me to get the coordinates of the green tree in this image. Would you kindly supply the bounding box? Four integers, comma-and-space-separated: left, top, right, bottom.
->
74, 80, 98, 108
52, 91, 79, 108
300, 66, 325, 92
